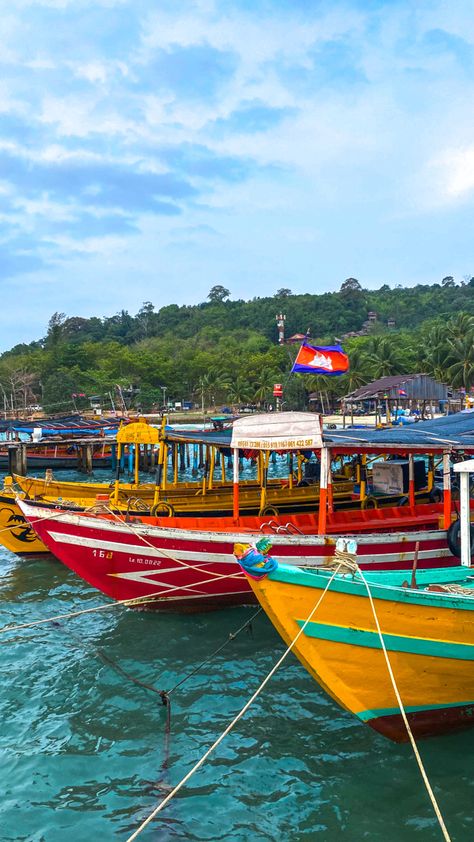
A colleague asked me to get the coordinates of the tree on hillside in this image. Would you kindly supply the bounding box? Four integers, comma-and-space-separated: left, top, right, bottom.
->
442, 276, 455, 287
275, 288, 293, 297
45, 312, 66, 348
208, 285, 230, 303
136, 301, 155, 338
340, 278, 362, 295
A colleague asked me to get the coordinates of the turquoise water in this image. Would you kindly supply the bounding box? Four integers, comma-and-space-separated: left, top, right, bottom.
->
2, 559, 474, 839
1, 466, 474, 839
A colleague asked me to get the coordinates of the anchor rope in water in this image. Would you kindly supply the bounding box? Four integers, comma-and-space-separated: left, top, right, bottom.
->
124, 564, 343, 842
356, 566, 452, 842
165, 606, 262, 698
52, 605, 262, 704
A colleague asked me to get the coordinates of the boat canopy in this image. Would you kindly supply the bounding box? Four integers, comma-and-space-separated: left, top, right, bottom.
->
230, 412, 323, 451
116, 421, 159, 445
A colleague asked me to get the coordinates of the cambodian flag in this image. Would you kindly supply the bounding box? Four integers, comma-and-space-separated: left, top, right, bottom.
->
291, 342, 349, 376
398, 389, 407, 396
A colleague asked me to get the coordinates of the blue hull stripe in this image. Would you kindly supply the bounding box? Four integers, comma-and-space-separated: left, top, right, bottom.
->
297, 620, 474, 661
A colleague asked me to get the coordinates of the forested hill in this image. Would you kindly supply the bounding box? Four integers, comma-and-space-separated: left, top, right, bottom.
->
2, 277, 474, 414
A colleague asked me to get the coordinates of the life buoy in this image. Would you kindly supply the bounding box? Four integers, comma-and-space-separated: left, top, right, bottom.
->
447, 519, 474, 558
259, 505, 279, 517
361, 496, 378, 510
150, 501, 175, 517
429, 487, 442, 504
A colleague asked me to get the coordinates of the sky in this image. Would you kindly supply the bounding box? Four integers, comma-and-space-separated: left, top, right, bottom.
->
1, 0, 474, 349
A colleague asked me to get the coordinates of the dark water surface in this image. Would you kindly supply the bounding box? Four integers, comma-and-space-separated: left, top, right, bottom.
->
1, 547, 473, 842
1, 463, 473, 840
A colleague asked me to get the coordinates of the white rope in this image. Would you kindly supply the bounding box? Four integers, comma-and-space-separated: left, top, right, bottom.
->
125, 564, 342, 842
357, 568, 452, 842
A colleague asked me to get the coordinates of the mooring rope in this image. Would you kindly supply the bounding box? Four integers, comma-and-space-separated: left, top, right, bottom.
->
164, 606, 262, 698
0, 566, 246, 636
124, 564, 343, 842
357, 567, 452, 842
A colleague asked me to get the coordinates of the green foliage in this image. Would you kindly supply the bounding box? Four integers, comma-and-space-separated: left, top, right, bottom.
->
2, 280, 474, 413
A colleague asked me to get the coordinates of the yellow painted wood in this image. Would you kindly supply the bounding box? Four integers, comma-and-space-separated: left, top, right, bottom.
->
248, 574, 474, 720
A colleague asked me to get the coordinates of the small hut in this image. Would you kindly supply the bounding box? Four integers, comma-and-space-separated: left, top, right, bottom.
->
342, 373, 462, 425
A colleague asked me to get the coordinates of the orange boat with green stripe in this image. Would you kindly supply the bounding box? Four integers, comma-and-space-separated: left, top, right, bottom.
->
244, 562, 474, 741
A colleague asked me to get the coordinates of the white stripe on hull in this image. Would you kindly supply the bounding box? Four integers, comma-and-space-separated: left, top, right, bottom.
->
47, 529, 452, 570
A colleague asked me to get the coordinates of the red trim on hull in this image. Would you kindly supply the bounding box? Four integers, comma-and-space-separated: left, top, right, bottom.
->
368, 704, 474, 742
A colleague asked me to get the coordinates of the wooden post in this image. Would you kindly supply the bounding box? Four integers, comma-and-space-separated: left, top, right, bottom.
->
134, 443, 140, 486
327, 450, 334, 514
233, 447, 239, 522
162, 443, 168, 490
427, 455, 434, 492
84, 444, 93, 474
443, 451, 451, 529
209, 446, 215, 490
112, 443, 122, 504
7, 445, 16, 476
220, 451, 226, 484
318, 447, 328, 535
453, 460, 474, 566
408, 453, 415, 508
259, 451, 269, 512
459, 470, 471, 567
359, 454, 367, 503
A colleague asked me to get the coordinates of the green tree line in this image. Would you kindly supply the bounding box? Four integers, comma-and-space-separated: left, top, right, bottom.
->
1, 278, 473, 413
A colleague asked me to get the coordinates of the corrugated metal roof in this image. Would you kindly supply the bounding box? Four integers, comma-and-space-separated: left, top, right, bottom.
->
344, 373, 452, 402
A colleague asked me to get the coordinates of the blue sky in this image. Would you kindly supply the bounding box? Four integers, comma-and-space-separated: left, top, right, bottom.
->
2, 0, 474, 349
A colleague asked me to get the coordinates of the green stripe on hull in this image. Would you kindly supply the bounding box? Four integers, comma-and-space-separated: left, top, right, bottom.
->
270, 564, 474, 611
297, 620, 474, 660
357, 701, 474, 722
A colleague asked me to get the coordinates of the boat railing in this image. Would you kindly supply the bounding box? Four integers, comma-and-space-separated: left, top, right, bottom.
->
259, 520, 304, 535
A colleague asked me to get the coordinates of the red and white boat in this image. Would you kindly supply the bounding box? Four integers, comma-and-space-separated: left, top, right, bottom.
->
16, 412, 466, 611
18, 498, 458, 611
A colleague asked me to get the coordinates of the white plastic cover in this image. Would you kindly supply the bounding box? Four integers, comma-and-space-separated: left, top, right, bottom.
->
231, 411, 323, 451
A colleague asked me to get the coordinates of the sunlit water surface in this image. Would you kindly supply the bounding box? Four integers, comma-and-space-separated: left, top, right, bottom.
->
0, 465, 473, 840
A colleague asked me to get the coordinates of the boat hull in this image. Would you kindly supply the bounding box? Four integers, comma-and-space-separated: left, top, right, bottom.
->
246, 564, 474, 741
0, 493, 47, 553
18, 500, 459, 612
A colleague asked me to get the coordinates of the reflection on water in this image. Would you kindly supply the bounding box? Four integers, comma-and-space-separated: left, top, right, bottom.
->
0, 518, 473, 839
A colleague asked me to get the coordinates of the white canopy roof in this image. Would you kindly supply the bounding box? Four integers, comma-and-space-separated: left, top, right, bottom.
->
231, 411, 323, 451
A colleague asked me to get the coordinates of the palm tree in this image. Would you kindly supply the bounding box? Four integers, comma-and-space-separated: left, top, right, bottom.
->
448, 312, 474, 341
344, 347, 369, 392
447, 334, 474, 389
365, 339, 405, 379
227, 376, 252, 406
252, 370, 280, 406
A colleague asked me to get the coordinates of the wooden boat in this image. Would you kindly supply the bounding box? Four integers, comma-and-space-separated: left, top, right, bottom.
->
241, 561, 474, 741
17, 496, 460, 611
238, 458, 474, 742
0, 443, 113, 470
4, 412, 463, 563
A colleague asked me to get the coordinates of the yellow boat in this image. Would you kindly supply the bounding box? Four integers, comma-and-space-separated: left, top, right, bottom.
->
241, 556, 474, 741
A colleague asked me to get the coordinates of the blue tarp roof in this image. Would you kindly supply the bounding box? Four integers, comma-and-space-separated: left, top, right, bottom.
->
165, 411, 474, 450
